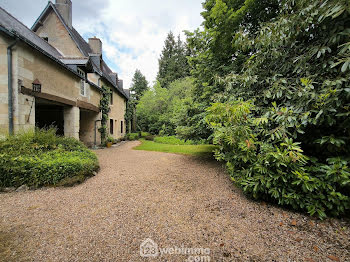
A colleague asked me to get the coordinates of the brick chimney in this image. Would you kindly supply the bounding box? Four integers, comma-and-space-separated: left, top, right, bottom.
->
55, 0, 72, 29
88, 37, 102, 56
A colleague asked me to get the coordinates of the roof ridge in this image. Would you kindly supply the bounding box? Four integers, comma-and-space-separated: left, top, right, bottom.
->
0, 6, 61, 56
0, 7, 32, 33
27, 3, 128, 99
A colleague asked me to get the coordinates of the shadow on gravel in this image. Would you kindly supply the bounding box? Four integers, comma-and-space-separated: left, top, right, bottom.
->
0, 225, 28, 262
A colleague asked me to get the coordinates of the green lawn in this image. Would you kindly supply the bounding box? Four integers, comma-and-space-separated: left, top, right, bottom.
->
133, 139, 217, 157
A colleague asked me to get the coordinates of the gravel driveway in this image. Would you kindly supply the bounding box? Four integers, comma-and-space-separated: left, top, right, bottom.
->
0, 141, 349, 262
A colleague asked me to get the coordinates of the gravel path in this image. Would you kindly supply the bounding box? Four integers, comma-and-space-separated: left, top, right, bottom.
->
0, 141, 349, 262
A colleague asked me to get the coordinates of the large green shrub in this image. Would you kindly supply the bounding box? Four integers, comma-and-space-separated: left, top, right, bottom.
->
126, 133, 140, 140
207, 101, 350, 219
0, 129, 99, 188
204, 0, 350, 218
135, 77, 206, 139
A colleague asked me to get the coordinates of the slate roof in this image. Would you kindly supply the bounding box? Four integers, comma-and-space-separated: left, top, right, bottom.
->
0, 7, 84, 80
0, 7, 62, 58
60, 58, 89, 65
31, 1, 128, 99
123, 89, 130, 98
71, 27, 93, 57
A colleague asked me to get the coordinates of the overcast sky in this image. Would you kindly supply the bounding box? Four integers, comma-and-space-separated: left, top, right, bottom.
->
0, 0, 204, 89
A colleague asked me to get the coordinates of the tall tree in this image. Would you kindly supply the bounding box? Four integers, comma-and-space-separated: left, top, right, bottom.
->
126, 69, 148, 132
130, 69, 148, 101
157, 32, 190, 88
179, 0, 281, 139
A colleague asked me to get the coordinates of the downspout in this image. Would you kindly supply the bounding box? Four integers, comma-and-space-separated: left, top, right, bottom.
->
7, 39, 18, 135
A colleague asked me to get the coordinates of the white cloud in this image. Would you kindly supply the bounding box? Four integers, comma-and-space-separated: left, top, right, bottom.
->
0, 0, 204, 89
73, 0, 204, 89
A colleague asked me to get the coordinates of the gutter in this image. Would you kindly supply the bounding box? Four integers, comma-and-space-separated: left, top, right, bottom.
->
7, 38, 18, 135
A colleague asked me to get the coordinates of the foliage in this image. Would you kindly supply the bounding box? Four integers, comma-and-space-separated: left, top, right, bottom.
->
179, 0, 282, 140
130, 69, 149, 101
157, 32, 190, 88
144, 135, 155, 141
126, 133, 140, 140
99, 85, 111, 143
136, 81, 173, 134
141, 132, 151, 137
106, 136, 115, 143
136, 77, 204, 138
204, 0, 350, 218
102, 136, 115, 147
185, 0, 280, 103
125, 98, 136, 133
134, 139, 217, 157
0, 129, 99, 188
134, 0, 350, 218
153, 136, 205, 145
206, 101, 350, 219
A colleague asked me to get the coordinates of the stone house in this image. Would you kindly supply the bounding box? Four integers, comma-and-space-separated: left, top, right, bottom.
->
0, 0, 128, 146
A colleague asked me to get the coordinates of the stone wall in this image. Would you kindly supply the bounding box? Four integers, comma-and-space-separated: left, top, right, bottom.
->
101, 79, 127, 139
0, 34, 103, 145
80, 110, 101, 147
35, 9, 81, 57
0, 35, 10, 137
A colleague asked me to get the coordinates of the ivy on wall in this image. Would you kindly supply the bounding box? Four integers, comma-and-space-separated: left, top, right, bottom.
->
99, 85, 111, 143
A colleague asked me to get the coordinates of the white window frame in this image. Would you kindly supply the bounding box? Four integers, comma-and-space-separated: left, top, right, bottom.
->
77, 67, 85, 78
80, 80, 86, 96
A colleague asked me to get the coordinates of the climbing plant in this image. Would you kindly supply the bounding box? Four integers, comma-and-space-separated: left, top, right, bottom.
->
99, 85, 111, 143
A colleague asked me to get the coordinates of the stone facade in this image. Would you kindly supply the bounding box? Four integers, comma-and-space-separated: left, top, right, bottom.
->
0, 35, 10, 137
0, 1, 128, 145
109, 85, 127, 138
0, 35, 104, 144
35, 9, 81, 57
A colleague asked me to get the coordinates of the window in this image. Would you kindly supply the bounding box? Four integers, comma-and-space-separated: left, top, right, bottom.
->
98, 78, 101, 87
110, 119, 114, 134
121, 121, 123, 133
80, 80, 85, 96
110, 90, 113, 105
77, 68, 85, 78
42, 37, 48, 42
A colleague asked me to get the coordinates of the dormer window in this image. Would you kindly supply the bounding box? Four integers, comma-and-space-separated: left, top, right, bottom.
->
77, 68, 85, 79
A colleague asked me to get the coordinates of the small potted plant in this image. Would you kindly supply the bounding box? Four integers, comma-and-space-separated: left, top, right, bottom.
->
106, 136, 114, 148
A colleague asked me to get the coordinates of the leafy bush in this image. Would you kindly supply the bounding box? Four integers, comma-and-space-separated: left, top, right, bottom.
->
144, 135, 155, 141
154, 136, 195, 145
0, 129, 99, 188
199, 0, 350, 219
106, 136, 115, 143
136, 78, 209, 140
126, 133, 139, 140
207, 101, 350, 219
141, 132, 151, 137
